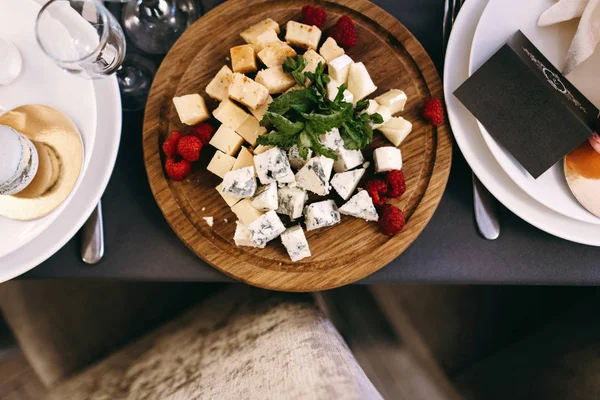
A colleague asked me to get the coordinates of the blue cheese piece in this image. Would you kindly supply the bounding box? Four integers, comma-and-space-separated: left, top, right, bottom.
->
221, 166, 257, 198
319, 128, 343, 150
248, 210, 286, 247
333, 148, 364, 173
330, 168, 365, 200
320, 156, 334, 181
277, 187, 306, 219
339, 190, 378, 221
254, 147, 294, 184
251, 182, 278, 211
295, 157, 331, 196
304, 200, 341, 231
234, 221, 266, 248
288, 145, 312, 170
373, 147, 402, 172
280, 225, 311, 262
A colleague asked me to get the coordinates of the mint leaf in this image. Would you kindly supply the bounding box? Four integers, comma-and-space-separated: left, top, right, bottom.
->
333, 83, 348, 104
267, 88, 317, 115
370, 112, 384, 124
256, 130, 299, 148
283, 56, 307, 87
305, 62, 330, 98
261, 111, 305, 135
301, 104, 353, 135
305, 129, 337, 159
354, 99, 369, 112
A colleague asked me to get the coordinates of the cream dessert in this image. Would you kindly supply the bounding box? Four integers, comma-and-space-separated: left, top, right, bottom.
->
0, 125, 38, 195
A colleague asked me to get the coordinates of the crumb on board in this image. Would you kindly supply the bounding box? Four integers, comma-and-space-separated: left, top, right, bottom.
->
202, 207, 206, 211
203, 216, 214, 227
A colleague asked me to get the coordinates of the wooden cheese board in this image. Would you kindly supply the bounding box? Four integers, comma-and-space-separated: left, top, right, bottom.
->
142, 0, 452, 291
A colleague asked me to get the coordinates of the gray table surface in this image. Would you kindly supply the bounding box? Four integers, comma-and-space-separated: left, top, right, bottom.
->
23, 0, 600, 284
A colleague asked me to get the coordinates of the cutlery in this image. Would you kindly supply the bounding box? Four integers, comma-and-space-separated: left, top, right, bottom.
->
81, 201, 104, 264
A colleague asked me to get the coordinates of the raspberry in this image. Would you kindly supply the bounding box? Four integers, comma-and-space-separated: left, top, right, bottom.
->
366, 179, 389, 207
162, 131, 181, 157
165, 157, 191, 181
190, 123, 214, 144
177, 135, 203, 162
378, 204, 406, 236
422, 98, 445, 127
301, 5, 327, 28
386, 170, 406, 198
329, 16, 357, 48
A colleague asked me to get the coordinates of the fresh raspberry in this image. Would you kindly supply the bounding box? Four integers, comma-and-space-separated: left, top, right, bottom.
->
386, 170, 406, 198
301, 5, 327, 28
329, 16, 357, 48
190, 123, 214, 144
378, 204, 406, 236
165, 157, 191, 181
422, 98, 445, 127
366, 179, 389, 207
177, 135, 203, 162
162, 131, 181, 157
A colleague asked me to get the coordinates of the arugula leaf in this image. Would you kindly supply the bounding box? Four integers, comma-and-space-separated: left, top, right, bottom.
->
261, 111, 305, 135
267, 88, 318, 115
283, 55, 308, 87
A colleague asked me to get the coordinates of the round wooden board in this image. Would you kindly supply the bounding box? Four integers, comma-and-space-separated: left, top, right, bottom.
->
143, 0, 452, 291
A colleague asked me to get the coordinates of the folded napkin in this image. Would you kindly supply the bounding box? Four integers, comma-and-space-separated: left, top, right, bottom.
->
538, 0, 600, 75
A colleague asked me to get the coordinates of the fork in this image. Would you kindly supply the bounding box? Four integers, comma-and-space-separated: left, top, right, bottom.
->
443, 0, 501, 240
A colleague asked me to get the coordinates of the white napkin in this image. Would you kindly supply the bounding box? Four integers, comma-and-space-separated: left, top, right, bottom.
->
538, 0, 600, 75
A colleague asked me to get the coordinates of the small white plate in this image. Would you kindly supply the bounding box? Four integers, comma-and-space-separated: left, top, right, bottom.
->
469, 0, 600, 224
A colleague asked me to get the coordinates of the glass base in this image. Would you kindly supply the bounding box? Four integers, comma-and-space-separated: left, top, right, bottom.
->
117, 53, 157, 112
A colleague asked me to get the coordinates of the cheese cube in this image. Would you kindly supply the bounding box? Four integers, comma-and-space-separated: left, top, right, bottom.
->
209, 124, 244, 155
252, 144, 274, 155
228, 73, 269, 109
281, 225, 311, 262
362, 99, 380, 115
320, 156, 334, 181
172, 94, 209, 125
288, 145, 312, 170
348, 62, 377, 101
240, 18, 281, 47
255, 66, 295, 94
319, 128, 343, 150
207, 150, 235, 178
319, 37, 345, 63
216, 182, 241, 207
328, 55, 353, 83
333, 148, 364, 173
257, 41, 297, 68
230, 45, 257, 74
339, 190, 378, 222
251, 182, 278, 211
372, 105, 392, 129
285, 21, 321, 50
213, 99, 249, 130
378, 117, 413, 146
249, 210, 286, 247
302, 49, 326, 74
205, 66, 233, 101
221, 166, 257, 198
373, 146, 402, 172
277, 187, 306, 219
248, 95, 273, 121
295, 157, 331, 196
331, 168, 365, 201
304, 200, 341, 231
375, 89, 408, 114
232, 146, 255, 171
234, 221, 266, 248
326, 79, 353, 103
254, 147, 294, 185
254, 29, 281, 52
231, 198, 264, 225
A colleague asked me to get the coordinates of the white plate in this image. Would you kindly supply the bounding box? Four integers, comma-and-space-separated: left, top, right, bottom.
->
469, 0, 600, 224
0, 0, 98, 257
445, 0, 600, 246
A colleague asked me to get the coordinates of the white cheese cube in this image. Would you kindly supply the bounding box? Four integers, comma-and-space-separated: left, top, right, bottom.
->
277, 187, 306, 219
319, 37, 345, 63
257, 41, 297, 68
328, 55, 353, 83
326, 79, 353, 103
378, 117, 413, 147
251, 182, 278, 211
231, 198, 264, 225
304, 200, 341, 231
236, 115, 267, 147
319, 128, 343, 150
216, 182, 241, 207
288, 145, 312, 170
372, 105, 392, 129
362, 99, 379, 115
302, 49, 326, 73
375, 89, 408, 114
234, 221, 266, 248
205, 66, 233, 101
339, 190, 378, 221
241, 19, 280, 46
221, 166, 257, 198
281, 225, 311, 262
232, 146, 255, 172
230, 45, 257, 74
254, 147, 294, 184
254, 29, 281, 52
252, 144, 274, 155
373, 146, 402, 172
255, 65, 295, 94
249, 210, 286, 247
228, 73, 269, 110
172, 94, 209, 125
295, 157, 331, 196
333, 148, 364, 173
348, 62, 377, 101
331, 168, 365, 200
213, 99, 249, 131
209, 125, 244, 156
320, 156, 334, 182
285, 21, 321, 50
248, 95, 273, 122
207, 150, 235, 178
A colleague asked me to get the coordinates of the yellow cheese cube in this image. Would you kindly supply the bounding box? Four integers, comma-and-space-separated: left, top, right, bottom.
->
240, 18, 281, 47
319, 37, 345, 62
236, 114, 267, 146
207, 150, 236, 178
257, 41, 296, 68
302, 49, 326, 74
172, 94, 209, 125
285, 21, 321, 50
255, 65, 295, 94
248, 95, 273, 121
233, 146, 255, 171
375, 89, 408, 115
252, 145, 274, 155
213, 99, 249, 130
216, 182, 241, 207
209, 125, 244, 156
254, 29, 281, 52
230, 45, 257, 74
228, 73, 270, 110
205, 65, 233, 101
231, 198, 264, 225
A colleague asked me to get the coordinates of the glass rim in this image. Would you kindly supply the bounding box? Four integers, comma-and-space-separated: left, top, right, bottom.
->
35, 0, 111, 64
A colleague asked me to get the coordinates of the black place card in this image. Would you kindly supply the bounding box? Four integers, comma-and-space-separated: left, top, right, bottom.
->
454, 30, 599, 178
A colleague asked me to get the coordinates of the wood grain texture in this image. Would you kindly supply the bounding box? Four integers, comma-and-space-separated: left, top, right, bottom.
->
142, 0, 452, 291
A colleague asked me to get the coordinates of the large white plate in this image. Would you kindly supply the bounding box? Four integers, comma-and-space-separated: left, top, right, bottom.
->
445, 0, 600, 246
0, 0, 98, 257
469, 0, 600, 224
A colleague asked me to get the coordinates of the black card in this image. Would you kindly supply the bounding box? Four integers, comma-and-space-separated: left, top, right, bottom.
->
454, 30, 598, 178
